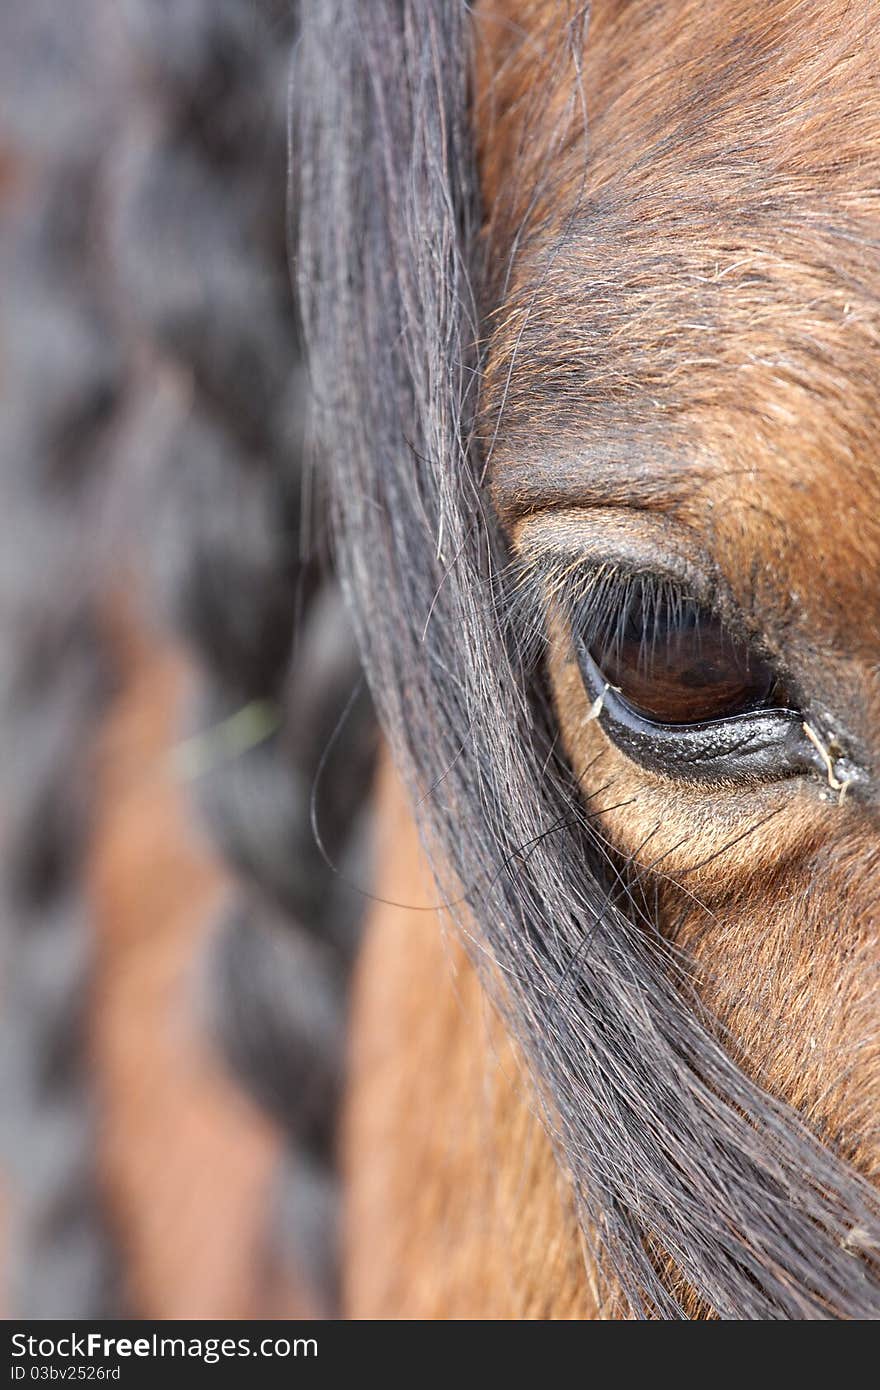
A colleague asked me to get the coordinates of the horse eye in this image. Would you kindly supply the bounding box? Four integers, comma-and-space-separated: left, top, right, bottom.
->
566, 571, 813, 785
590, 587, 780, 726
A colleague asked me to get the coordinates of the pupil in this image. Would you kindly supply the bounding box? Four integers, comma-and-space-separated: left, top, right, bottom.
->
590, 587, 776, 725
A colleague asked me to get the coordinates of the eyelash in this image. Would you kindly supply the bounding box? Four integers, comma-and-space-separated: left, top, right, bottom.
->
568, 565, 708, 672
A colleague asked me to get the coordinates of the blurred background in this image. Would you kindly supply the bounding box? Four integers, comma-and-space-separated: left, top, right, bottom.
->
0, 0, 376, 1319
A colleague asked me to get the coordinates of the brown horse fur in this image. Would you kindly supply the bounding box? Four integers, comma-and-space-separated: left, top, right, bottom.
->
343, 0, 880, 1316
345, 755, 597, 1319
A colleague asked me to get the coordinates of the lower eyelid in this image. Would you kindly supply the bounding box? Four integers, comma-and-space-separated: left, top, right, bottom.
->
576, 642, 814, 785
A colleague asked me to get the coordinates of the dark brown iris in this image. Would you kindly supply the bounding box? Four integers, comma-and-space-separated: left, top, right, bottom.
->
592, 590, 777, 726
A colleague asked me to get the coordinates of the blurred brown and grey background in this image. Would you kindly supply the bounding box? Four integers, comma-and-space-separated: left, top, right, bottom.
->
0, 0, 375, 1319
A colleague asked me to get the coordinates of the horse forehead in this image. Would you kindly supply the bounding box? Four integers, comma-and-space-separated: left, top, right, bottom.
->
487, 212, 880, 651
477, 0, 880, 198
494, 204, 880, 541
481, 0, 880, 626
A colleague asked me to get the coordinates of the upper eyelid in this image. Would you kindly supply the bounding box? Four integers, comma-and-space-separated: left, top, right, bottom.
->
512, 507, 719, 611
519, 551, 733, 661
514, 517, 789, 673
535, 557, 712, 626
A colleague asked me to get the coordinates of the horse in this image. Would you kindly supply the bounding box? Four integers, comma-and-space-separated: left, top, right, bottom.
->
298, 0, 880, 1317
2, 0, 879, 1321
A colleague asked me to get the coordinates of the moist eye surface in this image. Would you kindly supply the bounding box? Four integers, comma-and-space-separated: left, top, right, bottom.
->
589, 581, 779, 726
542, 558, 817, 784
